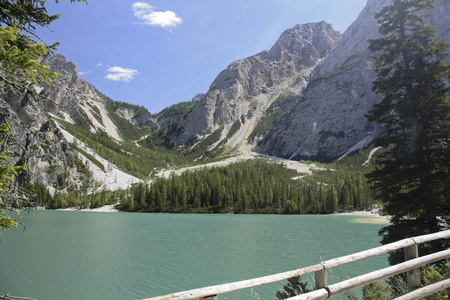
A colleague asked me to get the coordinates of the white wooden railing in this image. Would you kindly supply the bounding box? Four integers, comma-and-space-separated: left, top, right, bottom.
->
144, 230, 450, 300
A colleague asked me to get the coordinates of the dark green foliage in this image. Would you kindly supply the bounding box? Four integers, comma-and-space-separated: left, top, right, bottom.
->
0, 0, 87, 235
366, 0, 450, 265
421, 260, 450, 300
25, 182, 52, 207
106, 98, 150, 118
307, 152, 376, 213
119, 160, 300, 214
155, 101, 196, 122
227, 120, 241, 140
361, 282, 393, 300
103, 97, 154, 141
276, 276, 310, 299
250, 109, 289, 142
117, 152, 375, 214
31, 149, 377, 214
71, 144, 105, 172
359, 260, 449, 299
57, 117, 180, 178
0, 0, 87, 93
188, 126, 224, 157
250, 95, 298, 142
29, 179, 126, 210
0, 123, 27, 230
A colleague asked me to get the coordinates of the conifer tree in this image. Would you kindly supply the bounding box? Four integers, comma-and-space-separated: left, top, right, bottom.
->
326, 184, 339, 213
0, 123, 27, 231
367, 0, 450, 264
276, 276, 310, 299
0, 0, 87, 93
1, 0, 88, 234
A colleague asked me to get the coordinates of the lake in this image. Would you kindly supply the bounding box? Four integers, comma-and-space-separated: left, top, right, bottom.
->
1, 211, 388, 300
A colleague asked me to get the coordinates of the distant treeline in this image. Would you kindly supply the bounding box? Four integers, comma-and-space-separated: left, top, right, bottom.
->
30, 154, 376, 214
118, 159, 374, 214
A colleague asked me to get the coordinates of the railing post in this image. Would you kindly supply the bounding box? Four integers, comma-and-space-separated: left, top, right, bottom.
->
315, 267, 328, 290
405, 243, 421, 291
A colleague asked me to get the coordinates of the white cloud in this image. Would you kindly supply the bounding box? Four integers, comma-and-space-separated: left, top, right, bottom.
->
105, 66, 138, 83
132, 2, 182, 28
96, 62, 103, 67
132, 2, 152, 12
79, 70, 91, 76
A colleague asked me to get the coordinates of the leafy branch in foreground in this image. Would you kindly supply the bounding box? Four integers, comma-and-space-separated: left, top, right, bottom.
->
0, 26, 60, 93
0, 123, 30, 232
0, 0, 88, 93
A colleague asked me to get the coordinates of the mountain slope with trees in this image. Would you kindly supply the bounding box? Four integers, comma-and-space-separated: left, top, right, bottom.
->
0, 0, 448, 220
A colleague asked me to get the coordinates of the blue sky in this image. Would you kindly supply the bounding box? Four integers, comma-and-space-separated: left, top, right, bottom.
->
38, 0, 367, 114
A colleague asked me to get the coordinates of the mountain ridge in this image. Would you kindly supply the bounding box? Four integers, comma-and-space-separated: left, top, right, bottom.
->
1, 0, 449, 192
165, 21, 340, 149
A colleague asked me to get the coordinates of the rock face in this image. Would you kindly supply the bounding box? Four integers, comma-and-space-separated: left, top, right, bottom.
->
167, 22, 340, 146
42, 55, 157, 136
168, 0, 450, 160
2, 0, 449, 191
258, 0, 450, 160
0, 54, 154, 190
0, 97, 77, 188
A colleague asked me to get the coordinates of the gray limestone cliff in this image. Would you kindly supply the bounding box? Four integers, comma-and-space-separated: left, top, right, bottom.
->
2, 0, 449, 191
166, 22, 340, 146
166, 0, 449, 161
257, 0, 450, 160
0, 54, 154, 190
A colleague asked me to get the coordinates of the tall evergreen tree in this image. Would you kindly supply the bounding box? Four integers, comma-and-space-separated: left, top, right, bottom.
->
367, 0, 450, 264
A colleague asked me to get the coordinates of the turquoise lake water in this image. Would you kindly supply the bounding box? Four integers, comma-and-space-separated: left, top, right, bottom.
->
0, 211, 388, 299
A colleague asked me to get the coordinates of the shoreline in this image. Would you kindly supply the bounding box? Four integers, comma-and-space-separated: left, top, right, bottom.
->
333, 211, 391, 224
53, 206, 391, 223
55, 204, 119, 213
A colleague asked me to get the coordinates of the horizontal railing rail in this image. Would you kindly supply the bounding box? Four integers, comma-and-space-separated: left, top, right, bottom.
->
291, 249, 450, 300
392, 277, 450, 300
144, 229, 450, 300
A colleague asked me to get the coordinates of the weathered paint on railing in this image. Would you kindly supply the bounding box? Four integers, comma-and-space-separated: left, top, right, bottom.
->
144, 230, 450, 300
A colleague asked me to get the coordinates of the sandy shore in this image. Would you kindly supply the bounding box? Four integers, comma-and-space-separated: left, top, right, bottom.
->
54, 206, 390, 224
334, 211, 391, 224
56, 204, 119, 213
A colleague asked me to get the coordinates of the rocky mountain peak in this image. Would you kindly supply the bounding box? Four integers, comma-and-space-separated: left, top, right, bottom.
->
257, 0, 450, 161
3, 0, 449, 194
266, 22, 340, 61
167, 21, 340, 147
46, 54, 78, 75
